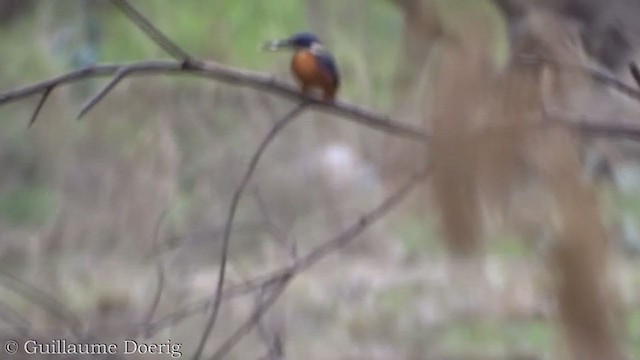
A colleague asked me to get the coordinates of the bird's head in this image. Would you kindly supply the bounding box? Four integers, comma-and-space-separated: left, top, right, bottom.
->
263, 32, 322, 51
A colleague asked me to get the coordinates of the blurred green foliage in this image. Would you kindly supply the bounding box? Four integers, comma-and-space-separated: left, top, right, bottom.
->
441, 319, 553, 353
0, 186, 57, 226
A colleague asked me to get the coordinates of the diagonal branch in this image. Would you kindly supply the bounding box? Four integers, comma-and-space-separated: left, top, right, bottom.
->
192, 102, 309, 360
0, 299, 33, 336
518, 54, 640, 103
208, 166, 429, 360
630, 62, 640, 89
28, 86, 52, 128
0, 270, 83, 339
145, 166, 427, 342
141, 209, 169, 338
209, 278, 290, 360
110, 0, 194, 62
77, 67, 133, 119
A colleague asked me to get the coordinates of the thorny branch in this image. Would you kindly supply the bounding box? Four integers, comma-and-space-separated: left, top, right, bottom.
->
0, 60, 427, 140
77, 66, 134, 119
28, 86, 52, 128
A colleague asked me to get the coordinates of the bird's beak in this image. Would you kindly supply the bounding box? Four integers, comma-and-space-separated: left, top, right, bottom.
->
262, 38, 292, 51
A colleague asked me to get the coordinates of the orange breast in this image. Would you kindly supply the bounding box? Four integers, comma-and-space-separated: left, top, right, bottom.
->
291, 51, 332, 89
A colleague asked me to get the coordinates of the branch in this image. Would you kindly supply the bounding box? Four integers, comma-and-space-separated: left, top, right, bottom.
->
192, 102, 309, 360
518, 54, 640, 103
143, 166, 427, 344
0, 299, 33, 336
28, 86, 52, 127
543, 114, 640, 141
0, 270, 83, 339
630, 62, 640, 89
210, 278, 290, 360
77, 67, 133, 119
141, 209, 169, 338
4, 57, 640, 143
0, 60, 427, 141
253, 188, 297, 260
110, 0, 193, 62
209, 166, 428, 359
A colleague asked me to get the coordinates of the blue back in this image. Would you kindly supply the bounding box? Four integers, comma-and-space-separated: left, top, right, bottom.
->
315, 51, 340, 86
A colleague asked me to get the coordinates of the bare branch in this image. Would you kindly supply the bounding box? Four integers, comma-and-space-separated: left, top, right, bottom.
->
230, 165, 429, 294
5, 56, 640, 143
153, 222, 267, 256
0, 270, 83, 339
253, 188, 297, 260
209, 279, 290, 360
630, 62, 640, 89
518, 54, 640, 103
5, 57, 640, 147
141, 209, 169, 338
145, 301, 209, 338
28, 86, 52, 128
0, 299, 32, 336
0, 60, 426, 140
77, 67, 132, 119
192, 102, 309, 360
145, 166, 427, 344
207, 167, 429, 359
541, 113, 640, 141
253, 274, 286, 360
110, 0, 194, 62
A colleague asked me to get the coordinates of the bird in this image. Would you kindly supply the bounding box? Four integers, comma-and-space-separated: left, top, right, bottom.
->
263, 32, 340, 101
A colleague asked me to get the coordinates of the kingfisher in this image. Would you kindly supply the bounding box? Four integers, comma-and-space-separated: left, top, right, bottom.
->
264, 32, 340, 101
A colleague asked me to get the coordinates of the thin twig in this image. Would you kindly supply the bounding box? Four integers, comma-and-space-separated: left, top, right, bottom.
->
208, 167, 429, 359
192, 102, 309, 360
210, 278, 290, 360
547, 115, 640, 141
77, 67, 132, 119
141, 209, 169, 338
145, 300, 209, 338
630, 62, 640, 89
0, 299, 32, 336
518, 54, 640, 102
153, 222, 268, 256
28, 86, 52, 128
146, 167, 427, 341
0, 270, 83, 339
253, 273, 285, 360
253, 188, 296, 259
110, 0, 194, 62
